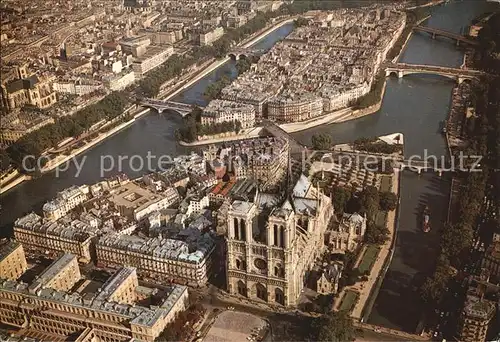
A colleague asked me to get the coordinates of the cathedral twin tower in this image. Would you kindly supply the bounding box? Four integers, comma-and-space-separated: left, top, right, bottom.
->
225, 175, 333, 307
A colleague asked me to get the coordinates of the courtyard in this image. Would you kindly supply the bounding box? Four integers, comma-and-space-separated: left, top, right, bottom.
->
203, 310, 268, 342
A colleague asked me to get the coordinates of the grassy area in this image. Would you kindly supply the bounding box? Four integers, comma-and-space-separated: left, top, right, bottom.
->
380, 175, 392, 192
375, 210, 387, 228
339, 290, 359, 312
357, 245, 380, 275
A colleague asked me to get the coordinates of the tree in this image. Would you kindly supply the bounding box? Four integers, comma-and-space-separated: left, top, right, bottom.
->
0, 149, 12, 172
314, 310, 356, 342
331, 186, 352, 214
236, 58, 253, 74
420, 255, 452, 303
358, 186, 380, 220
294, 17, 310, 27
379, 191, 398, 211
312, 133, 333, 151
365, 222, 389, 245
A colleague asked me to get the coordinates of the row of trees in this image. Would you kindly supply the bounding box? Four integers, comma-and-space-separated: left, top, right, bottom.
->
353, 136, 403, 154
204, 75, 232, 100
176, 111, 243, 142
6, 92, 129, 169
312, 310, 356, 342
331, 185, 397, 244
235, 57, 255, 75
312, 133, 333, 150
420, 14, 500, 304
351, 71, 386, 109
137, 54, 202, 98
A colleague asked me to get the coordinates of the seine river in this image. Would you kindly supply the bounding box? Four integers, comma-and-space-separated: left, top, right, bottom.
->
0, 0, 497, 332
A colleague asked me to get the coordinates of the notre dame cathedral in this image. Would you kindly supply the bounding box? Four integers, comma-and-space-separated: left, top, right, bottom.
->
225, 174, 334, 306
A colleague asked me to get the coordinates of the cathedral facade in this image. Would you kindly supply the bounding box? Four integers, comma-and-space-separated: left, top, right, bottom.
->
225, 175, 334, 306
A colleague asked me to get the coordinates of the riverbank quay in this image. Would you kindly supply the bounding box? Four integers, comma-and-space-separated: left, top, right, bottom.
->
406, 0, 446, 11
178, 80, 387, 147
0, 106, 149, 194
178, 107, 352, 146
0, 172, 31, 195
394, 14, 431, 63
39, 108, 150, 174
0, 17, 298, 193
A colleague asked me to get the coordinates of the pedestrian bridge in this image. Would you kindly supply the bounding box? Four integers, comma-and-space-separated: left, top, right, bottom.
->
138, 98, 195, 116
396, 160, 450, 176
228, 47, 266, 61
384, 62, 485, 84
307, 151, 452, 176
413, 25, 479, 46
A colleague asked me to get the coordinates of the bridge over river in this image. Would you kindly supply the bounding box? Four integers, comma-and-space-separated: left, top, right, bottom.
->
384, 62, 486, 83
413, 25, 479, 46
138, 98, 197, 116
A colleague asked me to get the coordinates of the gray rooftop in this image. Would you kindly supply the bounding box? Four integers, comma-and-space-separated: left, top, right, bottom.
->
97, 231, 215, 264
29, 253, 77, 293
0, 240, 22, 262
0, 277, 188, 329
95, 267, 136, 302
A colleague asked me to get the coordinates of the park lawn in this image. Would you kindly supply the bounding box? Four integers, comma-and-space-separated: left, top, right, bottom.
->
357, 245, 380, 274
339, 290, 359, 312
380, 175, 392, 192
375, 210, 387, 227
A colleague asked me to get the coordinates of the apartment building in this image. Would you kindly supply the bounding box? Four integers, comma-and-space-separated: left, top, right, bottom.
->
132, 45, 174, 78
481, 233, 500, 279
458, 287, 496, 342
52, 80, 102, 96
94, 267, 138, 305
28, 253, 81, 293
0, 263, 188, 341
0, 111, 55, 145
267, 93, 323, 122
14, 213, 97, 262
199, 26, 224, 46
43, 185, 90, 221
201, 99, 256, 129
204, 137, 289, 189
103, 70, 136, 91
95, 231, 216, 286
107, 181, 179, 221
0, 240, 27, 281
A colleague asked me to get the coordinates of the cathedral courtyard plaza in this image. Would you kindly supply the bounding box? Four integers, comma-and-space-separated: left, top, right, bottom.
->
202, 311, 269, 342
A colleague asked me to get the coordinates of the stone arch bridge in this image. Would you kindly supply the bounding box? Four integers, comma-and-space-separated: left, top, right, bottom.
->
138, 98, 198, 116
228, 47, 266, 61
413, 25, 479, 46
384, 62, 486, 84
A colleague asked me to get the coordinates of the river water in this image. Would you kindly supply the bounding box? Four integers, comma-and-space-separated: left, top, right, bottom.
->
0, 0, 497, 332
0, 24, 295, 233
